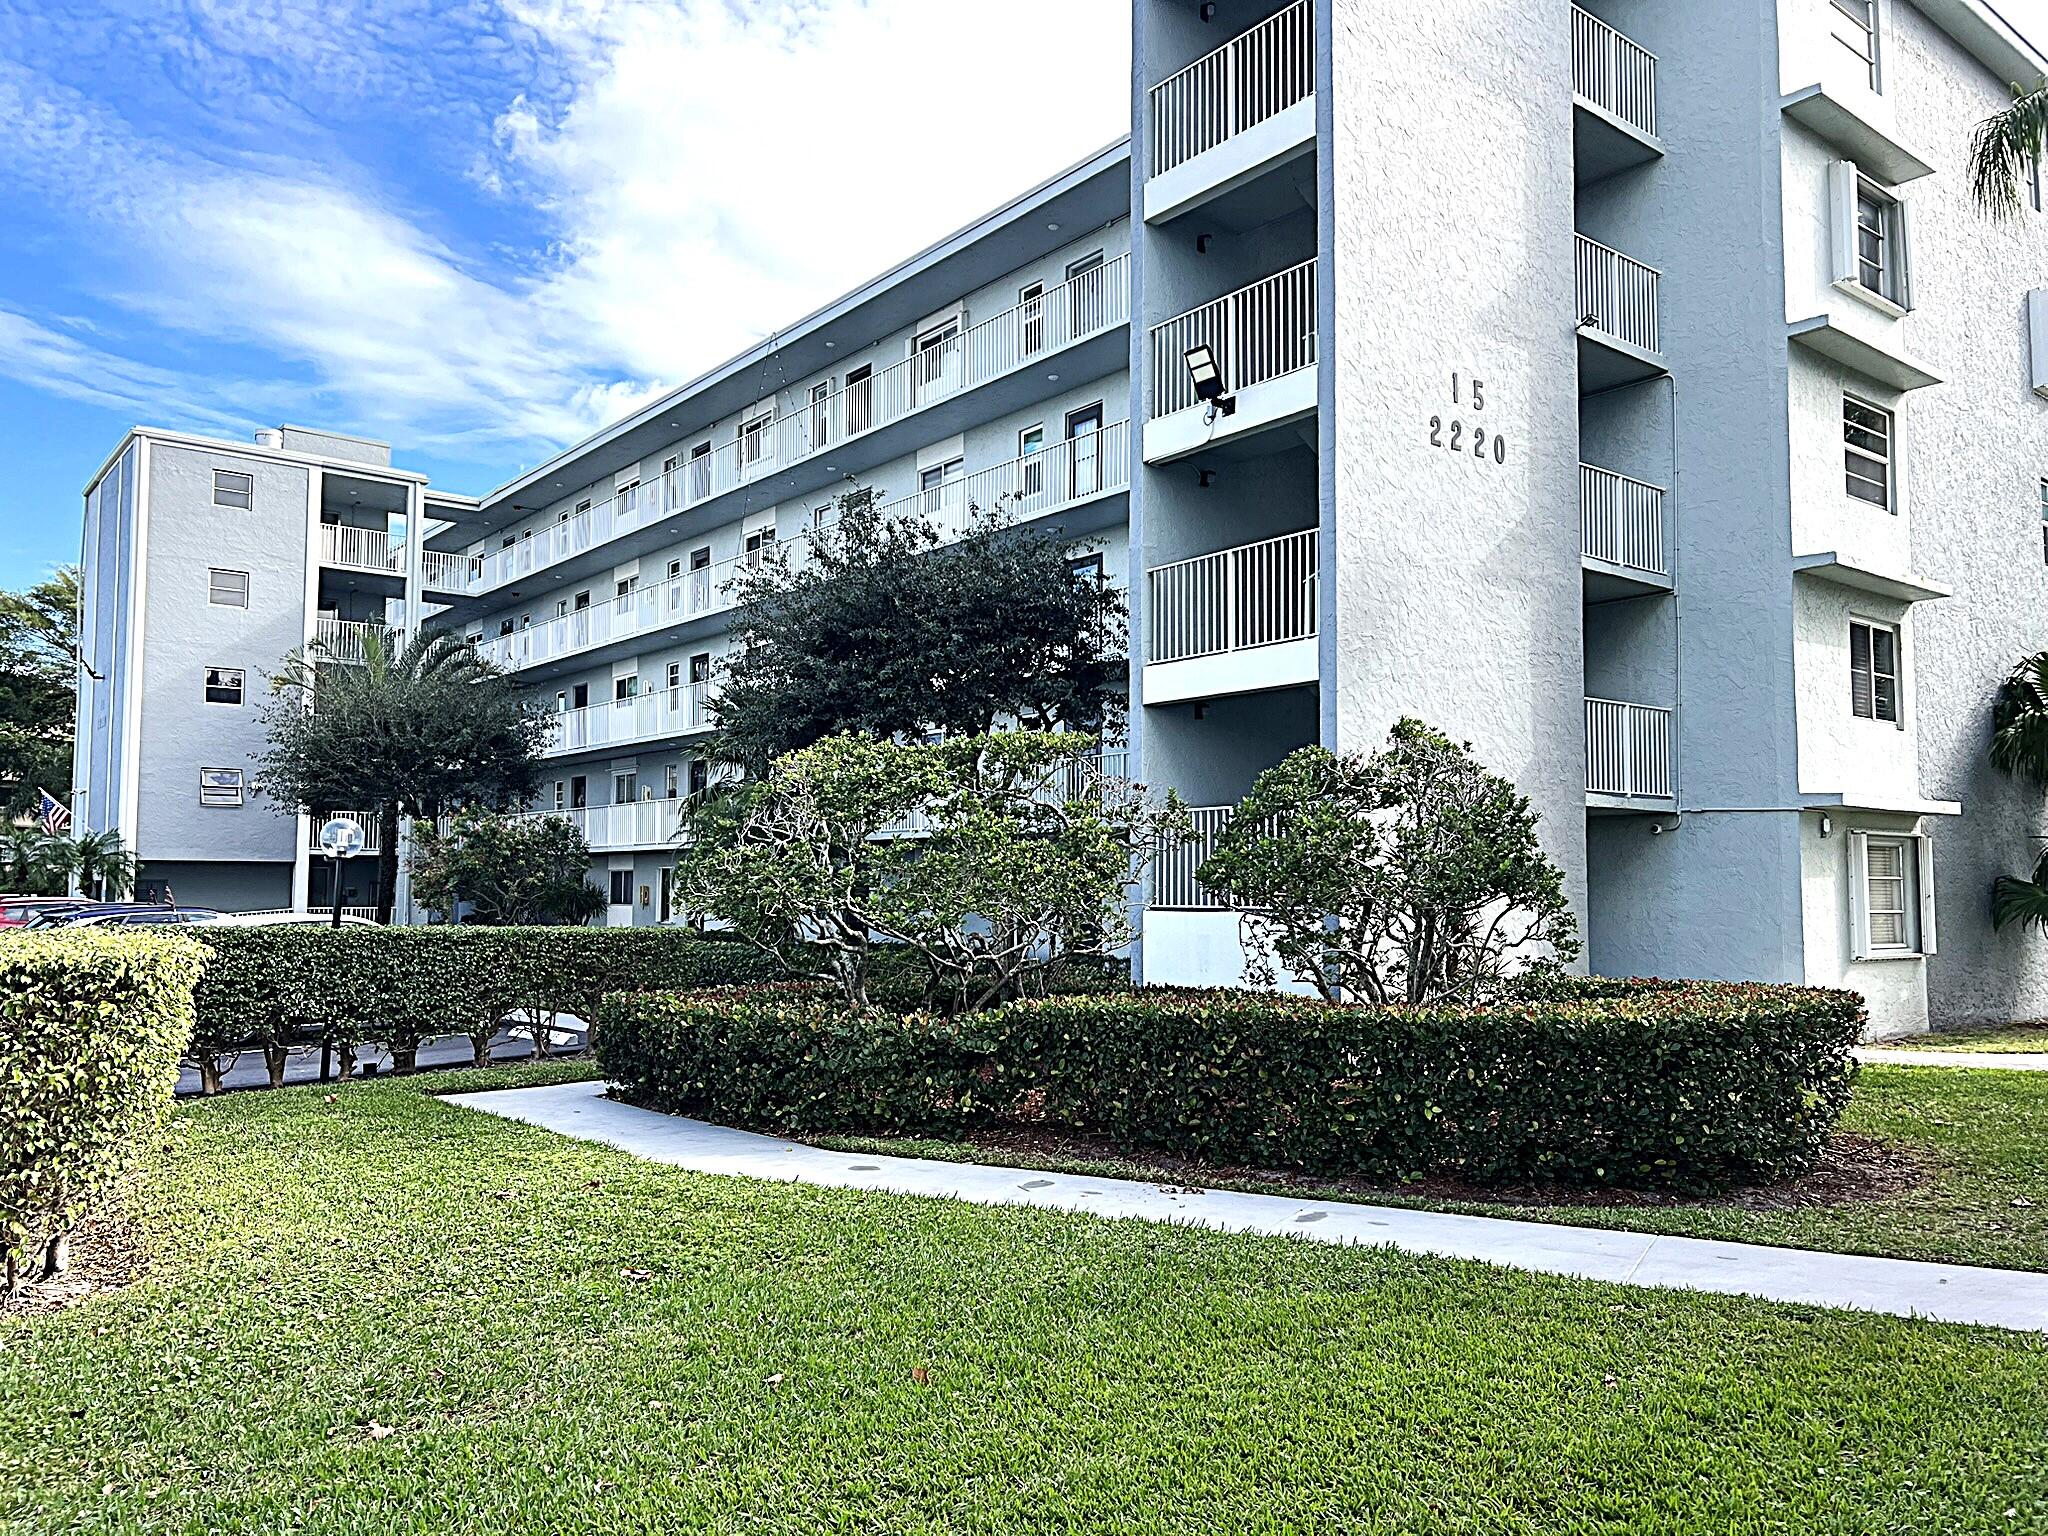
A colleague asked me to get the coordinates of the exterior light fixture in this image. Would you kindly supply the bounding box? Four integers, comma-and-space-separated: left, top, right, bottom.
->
1184, 343, 1236, 422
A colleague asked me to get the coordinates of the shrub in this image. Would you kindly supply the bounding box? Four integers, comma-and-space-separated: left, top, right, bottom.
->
600, 976, 1866, 1192
1, 932, 205, 1289
189, 926, 779, 1084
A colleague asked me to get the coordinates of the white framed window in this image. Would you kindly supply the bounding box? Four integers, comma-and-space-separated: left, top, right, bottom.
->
609, 869, 633, 906
1844, 395, 1893, 509
207, 568, 250, 608
665, 763, 680, 800
744, 526, 777, 567
614, 674, 639, 703
689, 651, 711, 685
614, 772, 638, 803
667, 558, 683, 581
553, 780, 566, 811
1831, 0, 1879, 91
198, 767, 245, 808
211, 469, 253, 510
738, 412, 774, 468
615, 575, 640, 601
667, 661, 682, 691
556, 690, 568, 714
575, 499, 593, 517
1850, 832, 1935, 958
1856, 183, 1895, 297
1020, 282, 1046, 353
1829, 163, 1910, 311
204, 667, 244, 706
1850, 619, 1901, 724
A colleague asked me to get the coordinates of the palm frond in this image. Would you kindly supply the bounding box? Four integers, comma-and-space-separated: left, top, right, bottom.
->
1971, 82, 2048, 219
1992, 651, 2048, 780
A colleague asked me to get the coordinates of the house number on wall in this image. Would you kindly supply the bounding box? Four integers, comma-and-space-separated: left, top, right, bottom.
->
1428, 373, 1508, 465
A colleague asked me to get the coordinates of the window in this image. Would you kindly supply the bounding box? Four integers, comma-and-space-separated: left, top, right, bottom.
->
573, 590, 592, 612
1019, 425, 1046, 498
570, 775, 588, 809
1850, 619, 1901, 723
1831, 0, 1878, 91
501, 534, 516, 550
614, 675, 639, 703
810, 381, 832, 447
497, 618, 516, 638
555, 599, 569, 619
1068, 553, 1106, 588
1861, 837, 1919, 953
689, 442, 713, 500
738, 413, 773, 468
667, 558, 683, 581
616, 575, 640, 602
918, 458, 963, 519
667, 661, 682, 692
846, 365, 874, 435
211, 470, 254, 510
1020, 282, 1046, 354
665, 763, 680, 800
1066, 251, 1107, 334
1855, 182, 1899, 301
553, 780, 566, 811
689, 758, 709, 797
572, 683, 590, 710
575, 499, 593, 517
609, 869, 633, 906
204, 667, 244, 706
198, 767, 245, 808
690, 652, 712, 685
616, 478, 641, 513
614, 772, 638, 803
914, 322, 959, 397
207, 568, 250, 608
744, 526, 777, 567
812, 503, 833, 530
1844, 396, 1893, 509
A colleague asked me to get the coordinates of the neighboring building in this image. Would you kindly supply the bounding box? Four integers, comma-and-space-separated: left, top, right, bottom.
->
74, 0, 2048, 1036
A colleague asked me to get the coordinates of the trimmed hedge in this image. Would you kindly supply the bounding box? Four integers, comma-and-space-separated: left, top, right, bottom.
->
2, 932, 205, 1288
190, 927, 779, 1087
598, 978, 1866, 1191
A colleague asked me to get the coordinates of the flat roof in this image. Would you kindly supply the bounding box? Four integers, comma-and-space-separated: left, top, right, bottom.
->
82, 425, 432, 498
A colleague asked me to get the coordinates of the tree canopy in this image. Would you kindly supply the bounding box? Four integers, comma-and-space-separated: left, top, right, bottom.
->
710, 492, 1127, 774
409, 810, 606, 927
0, 566, 79, 816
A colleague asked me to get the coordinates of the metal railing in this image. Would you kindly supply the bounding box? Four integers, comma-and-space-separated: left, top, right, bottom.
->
1575, 234, 1660, 354
319, 524, 405, 574
311, 618, 401, 665
1585, 697, 1674, 799
514, 801, 690, 855
1150, 259, 1318, 419
1152, 805, 1238, 910
452, 255, 1129, 598
1570, 5, 1658, 138
1147, 528, 1318, 665
1149, 0, 1315, 177
544, 685, 714, 758
307, 812, 381, 854
1578, 464, 1666, 575
875, 746, 1133, 840
477, 423, 1131, 674
423, 550, 485, 590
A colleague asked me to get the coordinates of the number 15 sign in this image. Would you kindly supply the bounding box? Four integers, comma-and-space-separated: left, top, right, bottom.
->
1428, 372, 1508, 466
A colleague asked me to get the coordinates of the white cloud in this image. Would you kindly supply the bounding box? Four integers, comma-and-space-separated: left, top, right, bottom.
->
0, 0, 1132, 471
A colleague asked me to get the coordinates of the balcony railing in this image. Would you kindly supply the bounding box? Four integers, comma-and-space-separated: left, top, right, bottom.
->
423, 550, 485, 590
544, 685, 714, 759
1147, 528, 1318, 665
1150, 259, 1318, 420
477, 423, 1131, 674
1575, 234, 1660, 355
452, 255, 1130, 598
1570, 5, 1658, 138
312, 618, 401, 665
1149, 0, 1315, 178
320, 524, 405, 574
307, 811, 381, 854
1152, 805, 1238, 910
1585, 698, 1673, 800
515, 802, 689, 855
1579, 464, 1666, 575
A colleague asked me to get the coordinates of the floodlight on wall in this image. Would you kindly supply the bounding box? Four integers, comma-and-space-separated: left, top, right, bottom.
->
1184, 343, 1236, 423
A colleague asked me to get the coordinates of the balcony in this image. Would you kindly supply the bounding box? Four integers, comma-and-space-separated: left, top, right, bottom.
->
1579, 464, 1670, 598
434, 255, 1130, 601
424, 550, 484, 591
517, 801, 689, 855
1575, 234, 1664, 392
1144, 528, 1318, 705
475, 422, 1132, 677
1146, 259, 1318, 461
543, 685, 714, 760
1145, 0, 1315, 224
307, 812, 381, 854
1571, 6, 1660, 183
319, 524, 405, 577
1585, 697, 1674, 808
312, 618, 402, 665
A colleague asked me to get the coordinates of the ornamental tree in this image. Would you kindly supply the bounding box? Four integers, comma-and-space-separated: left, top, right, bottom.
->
1196, 720, 1579, 1005
672, 730, 1177, 1012
0, 565, 79, 817
408, 810, 607, 927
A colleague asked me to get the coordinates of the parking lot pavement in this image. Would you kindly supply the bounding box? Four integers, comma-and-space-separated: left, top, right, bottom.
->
176, 1020, 589, 1096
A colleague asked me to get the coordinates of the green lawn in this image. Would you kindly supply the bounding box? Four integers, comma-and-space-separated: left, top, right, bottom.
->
3, 1067, 2047, 1533
828, 1065, 2048, 1274
1889, 1023, 2048, 1053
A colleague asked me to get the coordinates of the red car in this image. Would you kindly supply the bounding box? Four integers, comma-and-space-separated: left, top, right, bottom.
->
0, 897, 92, 928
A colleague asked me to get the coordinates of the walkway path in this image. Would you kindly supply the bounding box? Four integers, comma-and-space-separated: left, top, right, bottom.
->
446, 1080, 2048, 1333
1857, 1046, 2048, 1070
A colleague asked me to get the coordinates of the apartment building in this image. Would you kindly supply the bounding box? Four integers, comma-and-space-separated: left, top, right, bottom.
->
75, 0, 2048, 1036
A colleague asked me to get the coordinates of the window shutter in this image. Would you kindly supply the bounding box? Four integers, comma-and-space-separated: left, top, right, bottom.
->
1828, 161, 1861, 287
1850, 624, 1874, 717
1893, 198, 1914, 311
1848, 830, 1872, 958
1916, 835, 1938, 956
1872, 626, 1899, 723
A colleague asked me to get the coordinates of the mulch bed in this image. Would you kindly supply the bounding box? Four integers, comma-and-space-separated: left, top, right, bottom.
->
1, 1216, 147, 1317
913, 1126, 1932, 1213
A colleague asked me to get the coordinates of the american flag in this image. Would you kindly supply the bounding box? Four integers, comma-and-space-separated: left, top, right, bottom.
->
36, 788, 70, 836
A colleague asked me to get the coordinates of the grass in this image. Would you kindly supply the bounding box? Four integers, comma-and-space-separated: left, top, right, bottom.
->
1887, 1023, 2048, 1053
3, 1068, 2048, 1533
823, 1066, 2048, 1274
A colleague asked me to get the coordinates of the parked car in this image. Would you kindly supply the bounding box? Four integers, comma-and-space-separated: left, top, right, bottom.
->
59, 906, 221, 929
0, 897, 95, 928
210, 911, 378, 928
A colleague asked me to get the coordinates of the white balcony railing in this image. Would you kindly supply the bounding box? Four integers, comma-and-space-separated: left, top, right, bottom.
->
477, 423, 1132, 674
1149, 0, 1315, 178
1150, 259, 1318, 420
1578, 464, 1666, 575
544, 685, 714, 759
1585, 698, 1673, 800
1575, 234, 1660, 355
312, 619, 401, 665
423, 550, 485, 590
515, 802, 690, 855
1147, 528, 1318, 666
307, 811, 381, 854
1152, 805, 1236, 910
320, 524, 405, 575
452, 255, 1130, 599
1570, 5, 1658, 138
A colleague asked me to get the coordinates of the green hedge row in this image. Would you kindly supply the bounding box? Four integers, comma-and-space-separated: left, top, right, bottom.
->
597, 978, 1865, 1191
191, 927, 779, 1088
2, 932, 204, 1288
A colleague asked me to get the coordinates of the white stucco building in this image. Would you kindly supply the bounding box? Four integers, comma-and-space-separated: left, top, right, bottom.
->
76, 0, 2048, 1036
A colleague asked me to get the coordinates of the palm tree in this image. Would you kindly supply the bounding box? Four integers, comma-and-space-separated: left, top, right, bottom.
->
61, 828, 136, 901
0, 823, 68, 894
1990, 652, 2048, 931
1970, 81, 2048, 217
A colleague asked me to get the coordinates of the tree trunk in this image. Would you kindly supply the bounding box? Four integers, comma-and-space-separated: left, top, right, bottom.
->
264, 1044, 289, 1089
469, 1030, 492, 1068
375, 803, 402, 925
40, 1230, 70, 1280
389, 1043, 418, 1075
199, 1060, 223, 1096
335, 1041, 359, 1082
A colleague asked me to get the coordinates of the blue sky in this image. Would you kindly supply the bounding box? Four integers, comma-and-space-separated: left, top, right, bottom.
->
0, 0, 1132, 587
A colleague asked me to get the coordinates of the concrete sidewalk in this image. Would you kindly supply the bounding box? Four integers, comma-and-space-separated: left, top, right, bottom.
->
444, 1080, 2048, 1334
1857, 1046, 2048, 1070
